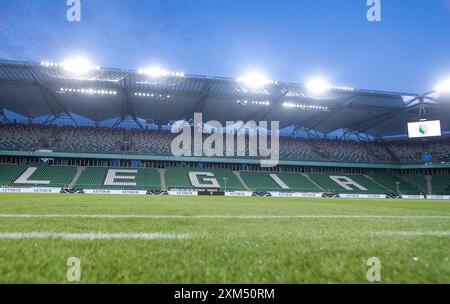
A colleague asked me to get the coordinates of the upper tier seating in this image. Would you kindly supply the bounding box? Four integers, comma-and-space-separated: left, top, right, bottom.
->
1, 123, 450, 164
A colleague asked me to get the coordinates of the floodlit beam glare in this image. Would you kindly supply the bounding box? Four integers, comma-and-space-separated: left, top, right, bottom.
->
139, 66, 169, 77
435, 78, 450, 93
306, 77, 331, 94
62, 57, 99, 75
238, 72, 271, 88
138, 66, 184, 78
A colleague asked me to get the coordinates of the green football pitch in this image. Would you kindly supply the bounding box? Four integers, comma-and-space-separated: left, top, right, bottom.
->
0, 194, 449, 283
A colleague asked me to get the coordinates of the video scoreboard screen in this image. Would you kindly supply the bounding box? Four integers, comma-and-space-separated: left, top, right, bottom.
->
407, 120, 442, 138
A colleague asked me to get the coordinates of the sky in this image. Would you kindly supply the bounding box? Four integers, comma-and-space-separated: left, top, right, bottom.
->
1, 0, 450, 94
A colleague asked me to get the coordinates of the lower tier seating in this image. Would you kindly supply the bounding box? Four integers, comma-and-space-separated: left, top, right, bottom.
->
75, 167, 161, 190
0, 163, 447, 194
165, 167, 245, 191
0, 164, 76, 188
240, 171, 320, 192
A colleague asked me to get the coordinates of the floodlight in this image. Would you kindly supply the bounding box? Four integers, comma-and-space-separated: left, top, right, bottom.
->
435, 78, 450, 93
62, 57, 98, 75
306, 77, 331, 94
238, 72, 271, 88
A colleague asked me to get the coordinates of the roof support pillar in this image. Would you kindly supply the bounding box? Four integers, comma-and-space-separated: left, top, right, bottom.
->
114, 89, 144, 129
291, 125, 324, 139
42, 112, 77, 126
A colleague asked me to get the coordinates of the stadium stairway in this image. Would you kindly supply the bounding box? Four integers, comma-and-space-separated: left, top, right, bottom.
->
233, 171, 251, 191
301, 173, 325, 192
363, 175, 393, 193
159, 168, 167, 191
368, 173, 419, 195
68, 166, 86, 188
425, 175, 433, 194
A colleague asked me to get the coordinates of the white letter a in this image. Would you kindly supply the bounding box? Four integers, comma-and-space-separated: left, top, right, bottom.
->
67, 0, 81, 22
367, 0, 381, 22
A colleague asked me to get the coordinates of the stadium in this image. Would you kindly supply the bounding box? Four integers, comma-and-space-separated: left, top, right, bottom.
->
1, 1, 450, 288
0, 58, 449, 284
1, 60, 450, 196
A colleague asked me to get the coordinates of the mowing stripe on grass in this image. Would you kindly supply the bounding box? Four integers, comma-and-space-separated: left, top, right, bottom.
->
0, 232, 190, 240
373, 231, 450, 237
0, 214, 449, 220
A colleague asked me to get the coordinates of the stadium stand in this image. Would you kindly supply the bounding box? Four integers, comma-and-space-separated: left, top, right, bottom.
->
0, 164, 31, 186
75, 167, 161, 190
368, 173, 419, 195
0, 164, 76, 188
430, 174, 450, 195
307, 173, 389, 194
165, 167, 245, 191
1, 60, 450, 198
240, 171, 320, 192
400, 174, 427, 194
0, 163, 449, 194
53, 126, 121, 153
2, 123, 450, 164
0, 124, 52, 151
130, 129, 173, 156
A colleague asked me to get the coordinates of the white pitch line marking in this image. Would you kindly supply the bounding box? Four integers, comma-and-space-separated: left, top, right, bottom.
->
0, 214, 449, 220
0, 232, 190, 240
373, 231, 450, 237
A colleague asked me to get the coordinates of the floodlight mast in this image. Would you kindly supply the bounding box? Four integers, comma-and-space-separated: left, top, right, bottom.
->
407, 79, 450, 121
223, 177, 228, 192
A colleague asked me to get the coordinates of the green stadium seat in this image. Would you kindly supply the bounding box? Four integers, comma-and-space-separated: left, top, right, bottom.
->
165, 167, 245, 191
307, 173, 389, 194
75, 167, 161, 190
0, 164, 76, 188
431, 174, 450, 195
368, 173, 419, 195
240, 171, 320, 192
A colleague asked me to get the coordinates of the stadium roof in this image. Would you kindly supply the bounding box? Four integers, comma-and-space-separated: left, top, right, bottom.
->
0, 59, 449, 138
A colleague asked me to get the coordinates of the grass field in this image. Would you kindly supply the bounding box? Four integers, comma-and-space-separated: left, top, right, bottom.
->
0, 193, 449, 284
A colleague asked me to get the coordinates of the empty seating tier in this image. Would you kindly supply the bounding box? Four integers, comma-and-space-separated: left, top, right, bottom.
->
75, 167, 161, 190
